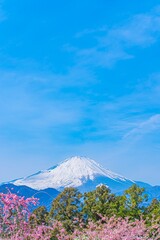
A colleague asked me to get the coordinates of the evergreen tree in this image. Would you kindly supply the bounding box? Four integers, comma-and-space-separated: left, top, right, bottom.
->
83, 185, 117, 221
49, 187, 82, 232
30, 206, 49, 226
124, 184, 148, 219
144, 198, 160, 224
110, 195, 127, 218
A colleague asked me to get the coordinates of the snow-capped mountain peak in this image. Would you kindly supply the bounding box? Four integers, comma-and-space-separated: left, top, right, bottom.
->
57, 156, 127, 181
12, 156, 135, 191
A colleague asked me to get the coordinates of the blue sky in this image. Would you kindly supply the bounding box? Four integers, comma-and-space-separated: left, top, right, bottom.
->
0, 0, 160, 185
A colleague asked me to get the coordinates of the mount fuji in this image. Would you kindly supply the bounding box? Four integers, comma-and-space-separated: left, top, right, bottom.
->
11, 156, 138, 193
1, 156, 160, 205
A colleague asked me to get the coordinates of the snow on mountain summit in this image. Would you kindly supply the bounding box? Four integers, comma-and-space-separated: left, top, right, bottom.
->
13, 156, 134, 191
58, 156, 128, 181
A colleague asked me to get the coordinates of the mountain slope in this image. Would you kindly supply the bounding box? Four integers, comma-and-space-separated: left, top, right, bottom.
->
0, 183, 59, 210
12, 156, 135, 192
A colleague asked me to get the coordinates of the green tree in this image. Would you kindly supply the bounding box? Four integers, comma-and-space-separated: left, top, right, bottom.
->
49, 187, 82, 232
83, 185, 117, 221
30, 206, 49, 226
124, 184, 148, 219
144, 198, 160, 223
110, 195, 127, 218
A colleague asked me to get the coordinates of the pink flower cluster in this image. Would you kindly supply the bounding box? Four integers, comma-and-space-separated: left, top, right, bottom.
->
0, 192, 160, 239
0, 191, 52, 239
72, 217, 160, 240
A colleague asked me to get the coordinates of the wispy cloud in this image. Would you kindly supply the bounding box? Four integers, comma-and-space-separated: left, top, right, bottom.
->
105, 9, 160, 47
123, 114, 160, 139
75, 26, 107, 38
0, 70, 87, 130
71, 5, 160, 68
87, 72, 160, 142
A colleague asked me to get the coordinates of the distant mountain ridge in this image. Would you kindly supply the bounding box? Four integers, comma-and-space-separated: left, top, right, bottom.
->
1, 156, 160, 207
11, 156, 136, 192
0, 183, 59, 210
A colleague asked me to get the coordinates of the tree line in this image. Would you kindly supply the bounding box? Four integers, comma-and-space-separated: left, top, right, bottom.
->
31, 184, 160, 233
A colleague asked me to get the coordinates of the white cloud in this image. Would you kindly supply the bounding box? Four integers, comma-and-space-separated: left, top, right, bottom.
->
123, 114, 160, 139
105, 13, 160, 47
0, 70, 87, 130
72, 5, 160, 68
